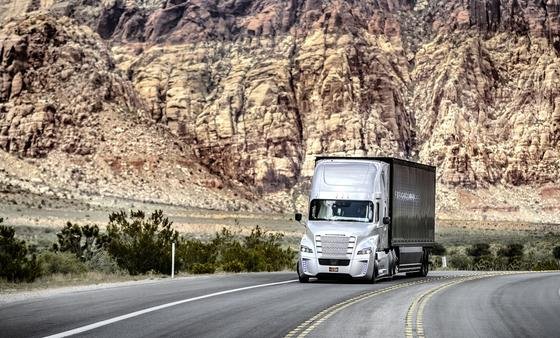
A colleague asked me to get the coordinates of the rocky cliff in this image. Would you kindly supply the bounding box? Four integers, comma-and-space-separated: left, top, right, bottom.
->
1, 1, 559, 217
0, 13, 257, 211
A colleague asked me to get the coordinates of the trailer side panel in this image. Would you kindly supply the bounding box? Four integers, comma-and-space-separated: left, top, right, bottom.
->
390, 161, 435, 246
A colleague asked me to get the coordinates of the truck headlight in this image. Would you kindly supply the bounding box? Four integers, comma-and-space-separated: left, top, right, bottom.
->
300, 245, 313, 253
357, 247, 372, 255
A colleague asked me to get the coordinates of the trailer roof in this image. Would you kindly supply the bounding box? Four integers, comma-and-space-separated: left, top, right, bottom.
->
314, 156, 436, 172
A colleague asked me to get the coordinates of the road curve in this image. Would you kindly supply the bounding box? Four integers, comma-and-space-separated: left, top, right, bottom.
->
423, 272, 560, 338
0, 271, 558, 338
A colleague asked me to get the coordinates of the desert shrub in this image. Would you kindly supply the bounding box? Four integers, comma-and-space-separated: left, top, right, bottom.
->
38, 251, 87, 275
84, 250, 123, 274
243, 226, 295, 272
177, 238, 216, 273
431, 242, 446, 256
0, 221, 41, 282
466, 243, 491, 257
105, 210, 179, 275
498, 243, 524, 260
178, 226, 296, 274
222, 260, 245, 272
553, 246, 560, 261
54, 222, 108, 261
531, 257, 559, 271
430, 255, 443, 269
448, 253, 472, 270
190, 263, 216, 274
473, 255, 498, 271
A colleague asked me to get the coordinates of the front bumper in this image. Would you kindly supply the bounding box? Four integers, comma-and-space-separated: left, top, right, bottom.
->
298, 256, 373, 279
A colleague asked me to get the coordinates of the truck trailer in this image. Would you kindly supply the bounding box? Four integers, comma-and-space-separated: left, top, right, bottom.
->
296, 157, 435, 283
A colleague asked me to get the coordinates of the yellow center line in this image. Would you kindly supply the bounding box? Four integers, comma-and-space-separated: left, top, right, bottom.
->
405, 271, 532, 338
284, 277, 445, 338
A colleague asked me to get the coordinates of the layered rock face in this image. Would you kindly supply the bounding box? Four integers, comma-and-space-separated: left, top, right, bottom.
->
0, 13, 145, 156
105, 0, 417, 192
413, 0, 560, 186
0, 13, 257, 211
1, 0, 559, 210
99, 0, 560, 191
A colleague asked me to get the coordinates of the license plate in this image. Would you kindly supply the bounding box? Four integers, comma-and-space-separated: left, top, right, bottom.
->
329, 267, 338, 272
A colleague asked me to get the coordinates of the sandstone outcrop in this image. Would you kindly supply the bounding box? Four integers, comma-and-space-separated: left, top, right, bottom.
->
1, 1, 560, 214
0, 13, 258, 212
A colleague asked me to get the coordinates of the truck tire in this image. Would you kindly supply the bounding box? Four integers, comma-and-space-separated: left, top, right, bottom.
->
297, 263, 309, 283
406, 251, 429, 278
419, 252, 429, 277
370, 262, 378, 284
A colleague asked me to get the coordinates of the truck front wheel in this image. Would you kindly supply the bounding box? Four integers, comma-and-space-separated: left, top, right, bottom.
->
297, 263, 309, 283
370, 262, 378, 284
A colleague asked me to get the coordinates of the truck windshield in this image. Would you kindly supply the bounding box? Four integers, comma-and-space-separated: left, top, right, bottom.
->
309, 200, 373, 222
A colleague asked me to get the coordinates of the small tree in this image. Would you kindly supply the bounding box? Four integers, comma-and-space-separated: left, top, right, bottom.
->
106, 210, 178, 275
467, 243, 491, 258
54, 222, 107, 261
498, 243, 524, 269
431, 242, 446, 256
0, 219, 41, 282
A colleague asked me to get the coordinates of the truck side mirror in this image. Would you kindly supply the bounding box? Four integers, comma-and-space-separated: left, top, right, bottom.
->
383, 216, 391, 225
295, 213, 302, 222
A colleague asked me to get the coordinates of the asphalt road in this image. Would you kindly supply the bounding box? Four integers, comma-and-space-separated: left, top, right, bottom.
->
1, 271, 559, 338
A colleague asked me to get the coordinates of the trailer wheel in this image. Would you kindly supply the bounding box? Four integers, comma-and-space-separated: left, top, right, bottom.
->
406, 251, 429, 278
419, 251, 429, 277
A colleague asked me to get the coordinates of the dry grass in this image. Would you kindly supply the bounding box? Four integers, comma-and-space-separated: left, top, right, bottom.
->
0, 271, 155, 294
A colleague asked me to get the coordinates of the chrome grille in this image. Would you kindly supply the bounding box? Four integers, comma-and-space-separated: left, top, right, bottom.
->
316, 235, 356, 257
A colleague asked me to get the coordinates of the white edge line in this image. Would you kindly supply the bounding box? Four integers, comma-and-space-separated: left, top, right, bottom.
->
43, 279, 298, 338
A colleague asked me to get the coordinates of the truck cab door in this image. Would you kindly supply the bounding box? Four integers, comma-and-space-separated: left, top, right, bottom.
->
378, 168, 390, 250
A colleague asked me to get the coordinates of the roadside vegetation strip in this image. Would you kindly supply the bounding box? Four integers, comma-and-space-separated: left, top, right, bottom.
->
404, 271, 529, 338
42, 279, 297, 338
284, 277, 447, 338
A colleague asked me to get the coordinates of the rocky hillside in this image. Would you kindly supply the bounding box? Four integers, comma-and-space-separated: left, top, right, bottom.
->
0, 13, 257, 212
1, 1, 559, 219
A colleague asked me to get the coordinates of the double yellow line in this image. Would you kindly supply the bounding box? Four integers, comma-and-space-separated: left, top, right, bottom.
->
284, 277, 445, 338
286, 271, 551, 338
404, 271, 528, 338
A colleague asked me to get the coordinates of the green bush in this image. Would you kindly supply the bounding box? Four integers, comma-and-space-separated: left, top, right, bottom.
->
177, 226, 296, 274
553, 246, 560, 261
531, 257, 559, 271
431, 242, 446, 256
222, 260, 245, 272
177, 238, 216, 273
0, 220, 41, 282
54, 222, 108, 261
190, 263, 216, 274
38, 251, 88, 275
85, 250, 123, 274
498, 243, 524, 260
466, 243, 491, 257
105, 210, 179, 275
449, 253, 472, 270
473, 255, 498, 271
242, 226, 295, 272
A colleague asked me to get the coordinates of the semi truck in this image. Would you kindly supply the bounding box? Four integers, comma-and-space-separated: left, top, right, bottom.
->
296, 157, 435, 283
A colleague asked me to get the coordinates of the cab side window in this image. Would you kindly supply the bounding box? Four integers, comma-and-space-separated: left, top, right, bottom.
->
375, 202, 380, 223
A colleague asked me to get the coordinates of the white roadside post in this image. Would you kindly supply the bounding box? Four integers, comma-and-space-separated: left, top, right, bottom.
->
441, 256, 447, 269
171, 242, 175, 279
